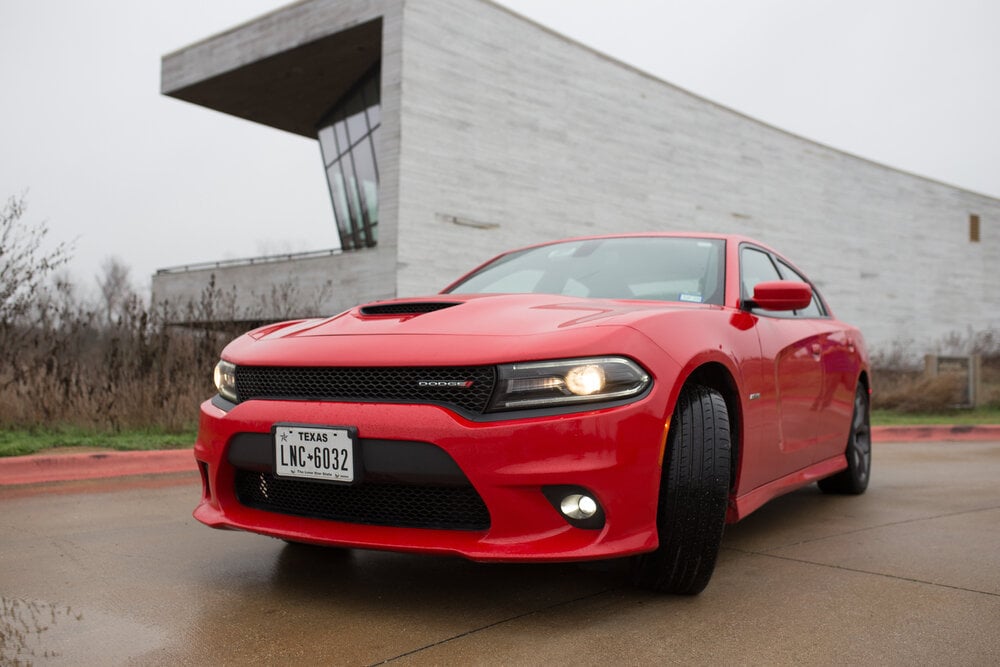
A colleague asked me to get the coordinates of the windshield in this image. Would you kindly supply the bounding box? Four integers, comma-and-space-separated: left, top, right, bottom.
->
446, 236, 726, 305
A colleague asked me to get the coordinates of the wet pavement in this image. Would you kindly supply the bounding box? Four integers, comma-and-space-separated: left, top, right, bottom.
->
1, 441, 998, 665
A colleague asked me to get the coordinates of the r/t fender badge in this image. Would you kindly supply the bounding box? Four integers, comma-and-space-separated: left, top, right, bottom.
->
749, 392, 761, 401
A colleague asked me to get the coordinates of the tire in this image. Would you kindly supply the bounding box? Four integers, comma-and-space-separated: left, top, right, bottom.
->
818, 383, 872, 495
632, 385, 732, 595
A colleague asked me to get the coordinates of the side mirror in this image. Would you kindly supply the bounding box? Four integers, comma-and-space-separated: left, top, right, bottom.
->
749, 281, 812, 311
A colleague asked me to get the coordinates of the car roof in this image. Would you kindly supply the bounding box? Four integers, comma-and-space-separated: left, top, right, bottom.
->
495, 232, 773, 255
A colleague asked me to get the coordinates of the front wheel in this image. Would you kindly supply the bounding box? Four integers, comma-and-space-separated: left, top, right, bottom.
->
818, 383, 871, 495
632, 385, 732, 595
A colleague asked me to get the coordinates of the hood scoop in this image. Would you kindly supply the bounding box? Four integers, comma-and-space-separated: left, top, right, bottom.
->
359, 301, 461, 316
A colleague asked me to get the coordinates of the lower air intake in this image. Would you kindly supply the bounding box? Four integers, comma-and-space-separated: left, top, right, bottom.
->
234, 470, 491, 531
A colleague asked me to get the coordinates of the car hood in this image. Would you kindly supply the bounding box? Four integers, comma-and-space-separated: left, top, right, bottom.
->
252, 294, 700, 339
224, 294, 713, 368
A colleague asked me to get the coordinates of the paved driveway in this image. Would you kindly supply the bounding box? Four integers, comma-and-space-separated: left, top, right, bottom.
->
1, 441, 998, 665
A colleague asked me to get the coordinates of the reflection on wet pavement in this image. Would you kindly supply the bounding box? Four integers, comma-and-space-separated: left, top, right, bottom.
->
0, 598, 82, 664
0, 595, 169, 666
165, 541, 627, 665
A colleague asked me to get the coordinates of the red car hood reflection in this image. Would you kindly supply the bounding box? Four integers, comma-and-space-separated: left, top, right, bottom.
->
251, 294, 708, 341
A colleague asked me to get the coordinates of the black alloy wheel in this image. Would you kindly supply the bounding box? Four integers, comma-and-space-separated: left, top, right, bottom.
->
818, 382, 872, 495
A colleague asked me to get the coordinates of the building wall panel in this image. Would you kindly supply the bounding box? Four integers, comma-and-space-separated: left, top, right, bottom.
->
396, 0, 1000, 351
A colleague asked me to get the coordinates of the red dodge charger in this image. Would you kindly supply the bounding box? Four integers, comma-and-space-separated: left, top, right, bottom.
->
195, 233, 871, 594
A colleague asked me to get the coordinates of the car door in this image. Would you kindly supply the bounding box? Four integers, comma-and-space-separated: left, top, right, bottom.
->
772, 257, 858, 462
740, 246, 825, 477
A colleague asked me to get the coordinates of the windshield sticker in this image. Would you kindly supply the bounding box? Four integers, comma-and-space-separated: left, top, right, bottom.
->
679, 293, 704, 303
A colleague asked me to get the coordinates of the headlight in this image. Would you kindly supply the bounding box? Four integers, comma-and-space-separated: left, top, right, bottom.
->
213, 360, 237, 403
488, 357, 650, 411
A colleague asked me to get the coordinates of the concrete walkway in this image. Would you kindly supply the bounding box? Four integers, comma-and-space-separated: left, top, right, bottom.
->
1, 440, 996, 664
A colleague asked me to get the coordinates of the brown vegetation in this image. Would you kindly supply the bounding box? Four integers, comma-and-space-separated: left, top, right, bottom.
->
0, 282, 240, 432
871, 333, 1000, 412
0, 196, 237, 432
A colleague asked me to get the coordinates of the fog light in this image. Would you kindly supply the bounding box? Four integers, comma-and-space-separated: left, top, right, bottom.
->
542, 486, 605, 529
560, 493, 598, 520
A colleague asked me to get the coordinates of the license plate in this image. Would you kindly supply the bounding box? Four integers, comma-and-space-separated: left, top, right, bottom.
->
273, 424, 357, 484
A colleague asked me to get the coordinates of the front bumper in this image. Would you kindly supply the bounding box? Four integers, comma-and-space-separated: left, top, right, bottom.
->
193, 393, 669, 562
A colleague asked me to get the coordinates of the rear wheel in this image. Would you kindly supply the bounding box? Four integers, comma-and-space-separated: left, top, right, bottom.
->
632, 385, 731, 595
818, 383, 871, 495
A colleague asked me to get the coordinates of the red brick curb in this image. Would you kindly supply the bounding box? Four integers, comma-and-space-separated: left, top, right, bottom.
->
872, 424, 1000, 443
0, 449, 196, 486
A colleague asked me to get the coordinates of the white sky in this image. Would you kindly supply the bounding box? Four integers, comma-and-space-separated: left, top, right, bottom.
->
1, 0, 997, 296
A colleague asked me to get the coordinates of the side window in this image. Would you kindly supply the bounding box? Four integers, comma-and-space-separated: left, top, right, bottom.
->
740, 247, 782, 304
775, 259, 826, 318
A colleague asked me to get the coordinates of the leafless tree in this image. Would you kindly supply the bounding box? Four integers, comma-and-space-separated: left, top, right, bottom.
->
0, 194, 72, 333
96, 256, 137, 324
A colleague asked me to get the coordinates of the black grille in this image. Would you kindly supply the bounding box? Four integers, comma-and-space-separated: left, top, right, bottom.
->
235, 365, 496, 414
359, 302, 459, 315
234, 470, 491, 531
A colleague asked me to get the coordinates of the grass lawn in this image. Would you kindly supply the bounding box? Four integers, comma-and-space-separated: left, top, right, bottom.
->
0, 427, 196, 458
871, 406, 1000, 426
2, 408, 998, 457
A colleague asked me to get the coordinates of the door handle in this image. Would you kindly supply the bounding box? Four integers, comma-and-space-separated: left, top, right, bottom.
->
811, 343, 822, 361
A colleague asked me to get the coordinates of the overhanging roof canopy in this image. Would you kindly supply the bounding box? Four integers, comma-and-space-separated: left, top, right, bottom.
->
162, 18, 381, 138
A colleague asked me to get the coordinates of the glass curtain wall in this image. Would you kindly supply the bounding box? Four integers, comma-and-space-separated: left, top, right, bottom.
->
318, 66, 380, 250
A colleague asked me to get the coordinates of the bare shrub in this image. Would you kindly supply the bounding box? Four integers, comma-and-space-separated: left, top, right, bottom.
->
96, 256, 138, 325
869, 343, 922, 374
0, 194, 72, 351
0, 201, 240, 431
874, 374, 965, 413
0, 255, 338, 432
871, 328, 1000, 411
0, 281, 238, 431
0, 195, 349, 434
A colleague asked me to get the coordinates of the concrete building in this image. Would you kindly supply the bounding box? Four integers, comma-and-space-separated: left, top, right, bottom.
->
155, 0, 1000, 352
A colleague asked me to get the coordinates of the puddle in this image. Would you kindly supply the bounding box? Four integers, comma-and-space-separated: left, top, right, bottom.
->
1, 598, 82, 663
0, 597, 166, 665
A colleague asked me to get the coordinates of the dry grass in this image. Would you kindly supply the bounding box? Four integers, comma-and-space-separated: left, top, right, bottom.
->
873, 372, 964, 412
0, 198, 273, 435
871, 339, 1000, 413
0, 292, 240, 432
